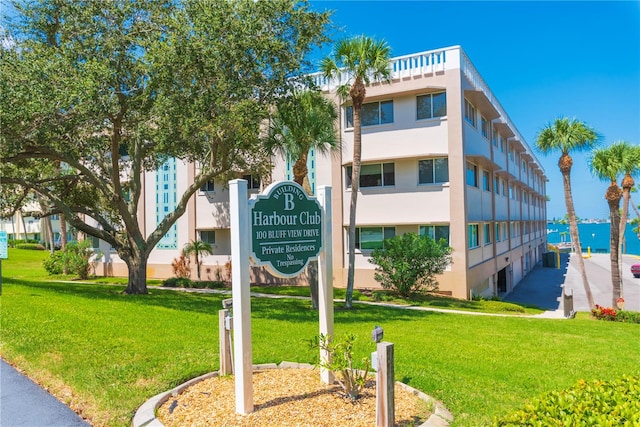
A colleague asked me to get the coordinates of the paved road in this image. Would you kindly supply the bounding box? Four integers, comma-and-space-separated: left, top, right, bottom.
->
0, 359, 89, 427
504, 253, 640, 312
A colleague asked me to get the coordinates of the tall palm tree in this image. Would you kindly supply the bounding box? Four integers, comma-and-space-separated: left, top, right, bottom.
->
266, 89, 339, 196
535, 117, 601, 309
266, 89, 339, 309
321, 35, 392, 308
183, 239, 213, 280
617, 142, 640, 256
590, 143, 625, 305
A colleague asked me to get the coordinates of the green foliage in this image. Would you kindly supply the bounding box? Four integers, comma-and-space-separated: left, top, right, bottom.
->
183, 240, 213, 280
8, 239, 40, 247
369, 233, 453, 297
494, 376, 640, 426
14, 243, 45, 250
309, 333, 371, 400
42, 240, 100, 279
591, 305, 640, 323
162, 277, 193, 288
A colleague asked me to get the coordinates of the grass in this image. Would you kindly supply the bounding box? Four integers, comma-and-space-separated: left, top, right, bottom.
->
2, 249, 640, 426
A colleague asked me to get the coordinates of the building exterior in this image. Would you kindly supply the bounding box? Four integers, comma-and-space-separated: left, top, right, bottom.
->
93, 45, 547, 299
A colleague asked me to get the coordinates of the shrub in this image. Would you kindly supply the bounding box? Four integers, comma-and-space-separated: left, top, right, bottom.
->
15, 243, 45, 250
162, 277, 193, 288
369, 233, 452, 298
592, 305, 640, 324
493, 376, 640, 426
171, 252, 191, 279
42, 240, 100, 279
309, 333, 371, 400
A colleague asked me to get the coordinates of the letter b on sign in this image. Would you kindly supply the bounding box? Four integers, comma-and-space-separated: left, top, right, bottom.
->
284, 193, 295, 211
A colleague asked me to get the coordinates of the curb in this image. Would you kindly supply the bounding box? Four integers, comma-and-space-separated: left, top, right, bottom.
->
131, 362, 452, 427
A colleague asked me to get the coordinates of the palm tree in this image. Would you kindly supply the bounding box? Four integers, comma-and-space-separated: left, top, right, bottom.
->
321, 35, 392, 308
266, 89, 339, 309
590, 143, 625, 305
266, 89, 339, 196
535, 117, 601, 309
183, 239, 213, 280
617, 142, 640, 256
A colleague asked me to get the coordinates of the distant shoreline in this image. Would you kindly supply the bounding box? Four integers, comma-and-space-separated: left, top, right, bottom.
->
546, 222, 640, 256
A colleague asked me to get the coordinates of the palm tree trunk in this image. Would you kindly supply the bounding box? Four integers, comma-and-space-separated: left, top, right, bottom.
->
607, 190, 622, 305
562, 169, 595, 309
346, 85, 365, 309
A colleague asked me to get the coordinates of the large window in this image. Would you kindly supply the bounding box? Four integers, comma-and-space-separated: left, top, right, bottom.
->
345, 100, 394, 128
468, 224, 479, 248
483, 223, 491, 245
481, 116, 489, 138
482, 170, 490, 192
354, 227, 395, 250
416, 92, 447, 120
419, 225, 450, 244
200, 180, 215, 192
242, 174, 261, 190
464, 99, 476, 127
466, 162, 478, 187
418, 158, 449, 184
346, 163, 395, 188
199, 230, 216, 245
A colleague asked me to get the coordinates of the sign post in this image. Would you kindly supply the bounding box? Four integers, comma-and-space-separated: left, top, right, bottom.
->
0, 231, 8, 295
229, 180, 333, 414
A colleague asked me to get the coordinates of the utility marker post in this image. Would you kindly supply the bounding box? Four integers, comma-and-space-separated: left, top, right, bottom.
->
376, 342, 395, 427
230, 179, 253, 414
218, 308, 233, 375
317, 186, 334, 385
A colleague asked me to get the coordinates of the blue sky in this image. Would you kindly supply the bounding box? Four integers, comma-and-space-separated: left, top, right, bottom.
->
310, 1, 640, 220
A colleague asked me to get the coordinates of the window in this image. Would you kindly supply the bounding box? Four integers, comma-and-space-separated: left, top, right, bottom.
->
495, 223, 500, 242
418, 158, 449, 184
483, 223, 491, 245
509, 147, 515, 161
416, 92, 447, 120
200, 180, 215, 192
494, 176, 500, 194
466, 162, 478, 187
501, 222, 508, 241
200, 230, 216, 245
482, 170, 490, 191
492, 127, 499, 147
481, 116, 489, 138
500, 137, 506, 153
345, 100, 394, 128
346, 163, 395, 188
354, 227, 395, 250
419, 225, 450, 244
464, 99, 476, 127
242, 174, 261, 190
468, 224, 479, 248
501, 179, 507, 196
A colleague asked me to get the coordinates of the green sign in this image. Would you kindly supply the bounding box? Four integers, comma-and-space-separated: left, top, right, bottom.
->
0, 231, 7, 259
250, 181, 322, 277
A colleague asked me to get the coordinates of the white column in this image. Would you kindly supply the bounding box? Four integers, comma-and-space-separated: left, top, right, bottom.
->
317, 186, 334, 384
229, 179, 253, 414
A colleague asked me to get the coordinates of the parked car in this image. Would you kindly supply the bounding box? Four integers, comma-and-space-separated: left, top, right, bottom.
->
632, 264, 640, 278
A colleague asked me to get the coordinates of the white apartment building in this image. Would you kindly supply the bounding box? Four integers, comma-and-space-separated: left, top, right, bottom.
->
93, 45, 547, 299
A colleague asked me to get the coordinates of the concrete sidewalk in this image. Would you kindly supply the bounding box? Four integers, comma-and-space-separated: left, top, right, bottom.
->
0, 359, 89, 427
504, 253, 640, 312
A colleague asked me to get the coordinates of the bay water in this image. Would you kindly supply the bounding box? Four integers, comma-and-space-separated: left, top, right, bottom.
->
546, 222, 640, 256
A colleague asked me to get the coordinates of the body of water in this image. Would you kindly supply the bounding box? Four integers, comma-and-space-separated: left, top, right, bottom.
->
546, 222, 640, 256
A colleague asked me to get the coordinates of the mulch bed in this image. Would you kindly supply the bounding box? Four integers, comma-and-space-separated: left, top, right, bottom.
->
157, 368, 432, 426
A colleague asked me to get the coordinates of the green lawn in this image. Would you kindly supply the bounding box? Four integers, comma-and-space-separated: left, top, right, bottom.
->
1, 249, 639, 426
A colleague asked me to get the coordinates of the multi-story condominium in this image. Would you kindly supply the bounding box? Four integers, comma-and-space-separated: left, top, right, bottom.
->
92, 45, 547, 299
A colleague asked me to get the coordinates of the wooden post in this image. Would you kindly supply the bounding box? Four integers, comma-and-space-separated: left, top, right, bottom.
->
376, 342, 394, 427
218, 309, 233, 375
230, 179, 253, 414
317, 186, 334, 385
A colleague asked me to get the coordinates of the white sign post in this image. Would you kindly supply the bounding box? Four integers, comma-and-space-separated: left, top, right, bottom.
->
229, 180, 334, 414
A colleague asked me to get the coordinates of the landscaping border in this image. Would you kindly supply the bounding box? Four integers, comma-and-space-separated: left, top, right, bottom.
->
131, 361, 453, 427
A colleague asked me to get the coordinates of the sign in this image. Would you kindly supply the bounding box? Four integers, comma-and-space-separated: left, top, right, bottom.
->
250, 181, 322, 277
0, 231, 7, 259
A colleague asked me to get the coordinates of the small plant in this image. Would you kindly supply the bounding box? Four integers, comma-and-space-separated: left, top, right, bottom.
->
15, 243, 45, 250
42, 240, 100, 279
309, 333, 370, 400
162, 277, 193, 288
183, 240, 213, 280
369, 233, 453, 298
591, 305, 640, 323
171, 252, 191, 279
